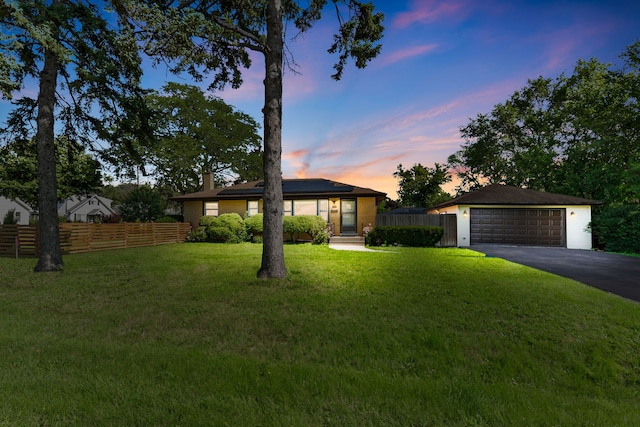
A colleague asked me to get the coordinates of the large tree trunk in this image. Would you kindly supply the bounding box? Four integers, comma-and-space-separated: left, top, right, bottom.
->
257, 0, 286, 279
34, 46, 63, 272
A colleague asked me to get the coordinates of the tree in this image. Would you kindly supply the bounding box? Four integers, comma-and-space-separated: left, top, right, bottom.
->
103, 82, 263, 194
125, 0, 384, 278
117, 185, 167, 222
1, 0, 149, 271
448, 43, 639, 202
0, 135, 101, 208
394, 163, 452, 208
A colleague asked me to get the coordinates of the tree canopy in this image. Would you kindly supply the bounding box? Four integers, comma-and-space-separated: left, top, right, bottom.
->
0, 135, 101, 208
102, 82, 263, 194
394, 163, 451, 208
1, 0, 150, 271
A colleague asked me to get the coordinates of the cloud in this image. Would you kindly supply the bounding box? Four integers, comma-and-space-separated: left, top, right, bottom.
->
379, 44, 439, 66
393, 0, 467, 29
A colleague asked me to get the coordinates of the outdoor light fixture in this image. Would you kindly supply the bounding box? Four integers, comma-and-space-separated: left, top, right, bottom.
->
463, 210, 468, 217
570, 211, 576, 217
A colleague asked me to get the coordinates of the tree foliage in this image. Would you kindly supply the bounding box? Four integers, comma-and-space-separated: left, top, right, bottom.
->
1, 0, 150, 271
0, 135, 101, 208
102, 82, 263, 194
394, 163, 452, 208
449, 42, 640, 204
117, 185, 167, 222
123, 0, 384, 278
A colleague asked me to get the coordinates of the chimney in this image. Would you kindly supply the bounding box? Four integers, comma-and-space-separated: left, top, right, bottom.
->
203, 172, 215, 191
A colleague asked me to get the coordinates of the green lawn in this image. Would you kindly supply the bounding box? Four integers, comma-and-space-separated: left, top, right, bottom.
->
1, 243, 639, 426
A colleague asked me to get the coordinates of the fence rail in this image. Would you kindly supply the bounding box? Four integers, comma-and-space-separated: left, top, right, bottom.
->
0, 223, 192, 258
375, 213, 458, 247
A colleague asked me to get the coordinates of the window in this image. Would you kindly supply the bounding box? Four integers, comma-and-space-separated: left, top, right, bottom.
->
283, 199, 329, 221
247, 200, 259, 216
204, 201, 219, 217
15, 212, 21, 222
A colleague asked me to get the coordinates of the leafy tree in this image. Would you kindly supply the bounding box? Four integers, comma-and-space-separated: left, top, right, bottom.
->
0, 136, 101, 208
118, 185, 167, 222
449, 43, 639, 202
394, 163, 452, 208
103, 82, 263, 194
124, 0, 384, 278
1, 0, 150, 271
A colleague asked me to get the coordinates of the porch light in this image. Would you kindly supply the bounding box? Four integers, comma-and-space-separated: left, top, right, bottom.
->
463, 210, 468, 217
570, 211, 575, 217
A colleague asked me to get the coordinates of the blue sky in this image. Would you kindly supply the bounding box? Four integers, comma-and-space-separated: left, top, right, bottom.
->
205, 0, 639, 198
2, 0, 639, 199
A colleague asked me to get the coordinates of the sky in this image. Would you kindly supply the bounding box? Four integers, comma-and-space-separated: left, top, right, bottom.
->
2, 0, 639, 199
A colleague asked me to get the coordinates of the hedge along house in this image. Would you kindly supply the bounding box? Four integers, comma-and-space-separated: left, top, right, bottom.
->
172, 175, 386, 237
427, 184, 601, 250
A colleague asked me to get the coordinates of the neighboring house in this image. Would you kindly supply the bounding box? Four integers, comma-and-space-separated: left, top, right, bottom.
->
57, 194, 116, 222
427, 184, 601, 250
172, 177, 386, 236
0, 196, 35, 225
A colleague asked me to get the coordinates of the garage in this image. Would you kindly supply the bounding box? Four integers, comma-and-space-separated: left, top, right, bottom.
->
470, 208, 565, 247
426, 184, 600, 250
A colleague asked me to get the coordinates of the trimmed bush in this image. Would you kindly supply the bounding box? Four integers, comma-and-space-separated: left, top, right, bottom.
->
244, 213, 264, 238
366, 225, 443, 247
283, 215, 327, 243
155, 216, 178, 223
200, 213, 246, 243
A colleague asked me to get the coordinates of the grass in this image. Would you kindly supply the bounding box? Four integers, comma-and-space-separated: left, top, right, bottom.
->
1, 243, 639, 426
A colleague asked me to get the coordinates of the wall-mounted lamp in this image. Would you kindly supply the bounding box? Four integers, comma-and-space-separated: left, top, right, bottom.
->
570, 211, 575, 217
463, 210, 468, 218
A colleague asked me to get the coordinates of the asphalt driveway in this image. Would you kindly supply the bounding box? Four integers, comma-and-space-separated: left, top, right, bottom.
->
471, 245, 640, 303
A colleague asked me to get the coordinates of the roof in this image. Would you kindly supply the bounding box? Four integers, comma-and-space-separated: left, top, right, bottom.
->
172, 178, 386, 202
428, 184, 602, 210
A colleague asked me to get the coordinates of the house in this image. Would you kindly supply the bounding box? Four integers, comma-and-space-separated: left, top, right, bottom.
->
0, 196, 35, 225
427, 184, 601, 250
57, 194, 116, 222
172, 176, 386, 236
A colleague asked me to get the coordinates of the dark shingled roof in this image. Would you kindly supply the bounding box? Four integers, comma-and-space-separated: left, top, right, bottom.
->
172, 178, 386, 202
429, 184, 602, 210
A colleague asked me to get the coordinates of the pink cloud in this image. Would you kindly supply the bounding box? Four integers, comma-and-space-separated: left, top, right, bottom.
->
393, 0, 466, 29
380, 44, 439, 66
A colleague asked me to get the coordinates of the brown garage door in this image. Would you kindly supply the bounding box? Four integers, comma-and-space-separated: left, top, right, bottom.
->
470, 208, 565, 247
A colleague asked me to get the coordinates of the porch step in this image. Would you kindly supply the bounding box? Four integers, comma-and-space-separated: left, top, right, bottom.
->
330, 235, 365, 245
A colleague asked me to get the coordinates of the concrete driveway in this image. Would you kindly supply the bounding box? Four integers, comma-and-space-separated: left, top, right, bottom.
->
471, 245, 640, 303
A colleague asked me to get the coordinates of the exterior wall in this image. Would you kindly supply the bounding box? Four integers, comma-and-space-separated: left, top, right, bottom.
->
0, 196, 32, 225
445, 204, 593, 250
357, 197, 377, 236
565, 205, 592, 250
219, 200, 247, 217
183, 201, 203, 229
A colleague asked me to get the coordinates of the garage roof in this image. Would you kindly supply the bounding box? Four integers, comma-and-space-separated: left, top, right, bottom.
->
429, 184, 602, 209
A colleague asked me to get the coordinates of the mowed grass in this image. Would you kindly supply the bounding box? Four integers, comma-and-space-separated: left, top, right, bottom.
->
0, 243, 639, 426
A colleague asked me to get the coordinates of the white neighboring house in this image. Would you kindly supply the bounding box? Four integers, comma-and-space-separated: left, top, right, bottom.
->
0, 196, 35, 225
57, 194, 116, 222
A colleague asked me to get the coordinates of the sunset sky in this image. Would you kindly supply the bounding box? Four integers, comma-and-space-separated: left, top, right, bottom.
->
2, 0, 639, 199
203, 0, 639, 199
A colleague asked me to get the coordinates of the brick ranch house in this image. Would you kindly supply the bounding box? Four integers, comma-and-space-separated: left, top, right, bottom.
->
172, 176, 386, 237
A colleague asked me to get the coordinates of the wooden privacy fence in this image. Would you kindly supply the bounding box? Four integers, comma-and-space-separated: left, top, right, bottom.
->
375, 213, 458, 247
0, 223, 192, 258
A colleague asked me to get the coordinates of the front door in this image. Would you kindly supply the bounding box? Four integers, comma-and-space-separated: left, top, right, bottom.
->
340, 199, 357, 234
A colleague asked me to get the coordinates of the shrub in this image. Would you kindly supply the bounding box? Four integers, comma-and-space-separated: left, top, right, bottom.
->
185, 228, 206, 242
2, 209, 18, 225
102, 213, 122, 223
155, 216, 178, 223
244, 213, 264, 238
591, 203, 640, 254
366, 225, 443, 247
283, 215, 327, 243
201, 213, 246, 243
